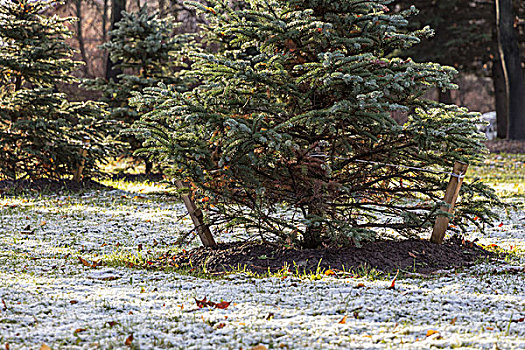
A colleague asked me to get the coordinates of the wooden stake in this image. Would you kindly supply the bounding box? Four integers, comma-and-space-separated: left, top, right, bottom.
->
175, 180, 217, 248
430, 161, 469, 244
73, 137, 90, 183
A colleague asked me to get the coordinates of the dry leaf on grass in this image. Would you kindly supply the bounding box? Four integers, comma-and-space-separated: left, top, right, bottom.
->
338, 315, 347, 324
107, 321, 119, 328
78, 256, 101, 268
426, 329, 439, 337
124, 334, 133, 346
40, 344, 51, 350
195, 297, 215, 308
388, 269, 399, 290
251, 346, 267, 350
215, 301, 231, 309
195, 297, 231, 309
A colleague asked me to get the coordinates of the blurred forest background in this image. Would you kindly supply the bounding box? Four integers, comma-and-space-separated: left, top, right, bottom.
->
55, 0, 525, 125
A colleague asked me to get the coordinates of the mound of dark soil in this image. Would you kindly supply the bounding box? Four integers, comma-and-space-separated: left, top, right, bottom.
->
0, 178, 110, 194
161, 237, 494, 275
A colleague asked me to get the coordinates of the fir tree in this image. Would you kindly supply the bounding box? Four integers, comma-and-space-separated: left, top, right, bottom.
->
84, 6, 192, 173
131, 0, 500, 248
0, 0, 107, 181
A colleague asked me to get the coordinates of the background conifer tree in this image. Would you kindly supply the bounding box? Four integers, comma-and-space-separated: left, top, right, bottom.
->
0, 0, 107, 181
131, 0, 500, 248
84, 6, 192, 173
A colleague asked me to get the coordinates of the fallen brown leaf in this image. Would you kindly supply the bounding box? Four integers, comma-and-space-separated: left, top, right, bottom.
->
74, 328, 86, 334
388, 269, 399, 290
78, 256, 101, 268
251, 346, 267, 350
338, 315, 347, 324
69, 300, 78, 305
215, 301, 231, 309
426, 329, 439, 337
450, 317, 457, 325
124, 334, 133, 347
40, 344, 51, 350
107, 321, 119, 328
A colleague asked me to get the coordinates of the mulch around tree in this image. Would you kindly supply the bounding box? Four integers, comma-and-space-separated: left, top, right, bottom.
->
160, 236, 496, 275
0, 178, 110, 194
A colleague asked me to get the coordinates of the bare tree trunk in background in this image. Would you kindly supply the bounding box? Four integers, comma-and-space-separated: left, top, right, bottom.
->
75, 0, 89, 76
493, 58, 508, 138
438, 89, 454, 104
105, 0, 126, 82
158, 0, 166, 16
102, 0, 108, 42
496, 0, 525, 140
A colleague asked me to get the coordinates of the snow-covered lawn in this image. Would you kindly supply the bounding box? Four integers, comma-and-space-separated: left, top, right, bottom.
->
1, 177, 524, 349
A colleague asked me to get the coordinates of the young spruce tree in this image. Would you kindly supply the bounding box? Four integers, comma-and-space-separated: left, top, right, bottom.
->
0, 0, 107, 180
131, 0, 500, 248
84, 6, 191, 173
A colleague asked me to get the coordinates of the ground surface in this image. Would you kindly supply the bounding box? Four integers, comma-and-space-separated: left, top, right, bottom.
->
484, 140, 525, 154
1, 155, 524, 349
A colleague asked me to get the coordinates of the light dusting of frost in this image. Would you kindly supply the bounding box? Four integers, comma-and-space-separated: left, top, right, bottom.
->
0, 187, 523, 349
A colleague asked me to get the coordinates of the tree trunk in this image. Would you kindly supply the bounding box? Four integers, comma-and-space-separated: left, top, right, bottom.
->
492, 58, 508, 138
105, 0, 126, 82
303, 205, 323, 248
144, 159, 153, 174
438, 89, 454, 104
158, 0, 166, 17
75, 0, 89, 76
496, 0, 525, 140
102, 0, 108, 42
